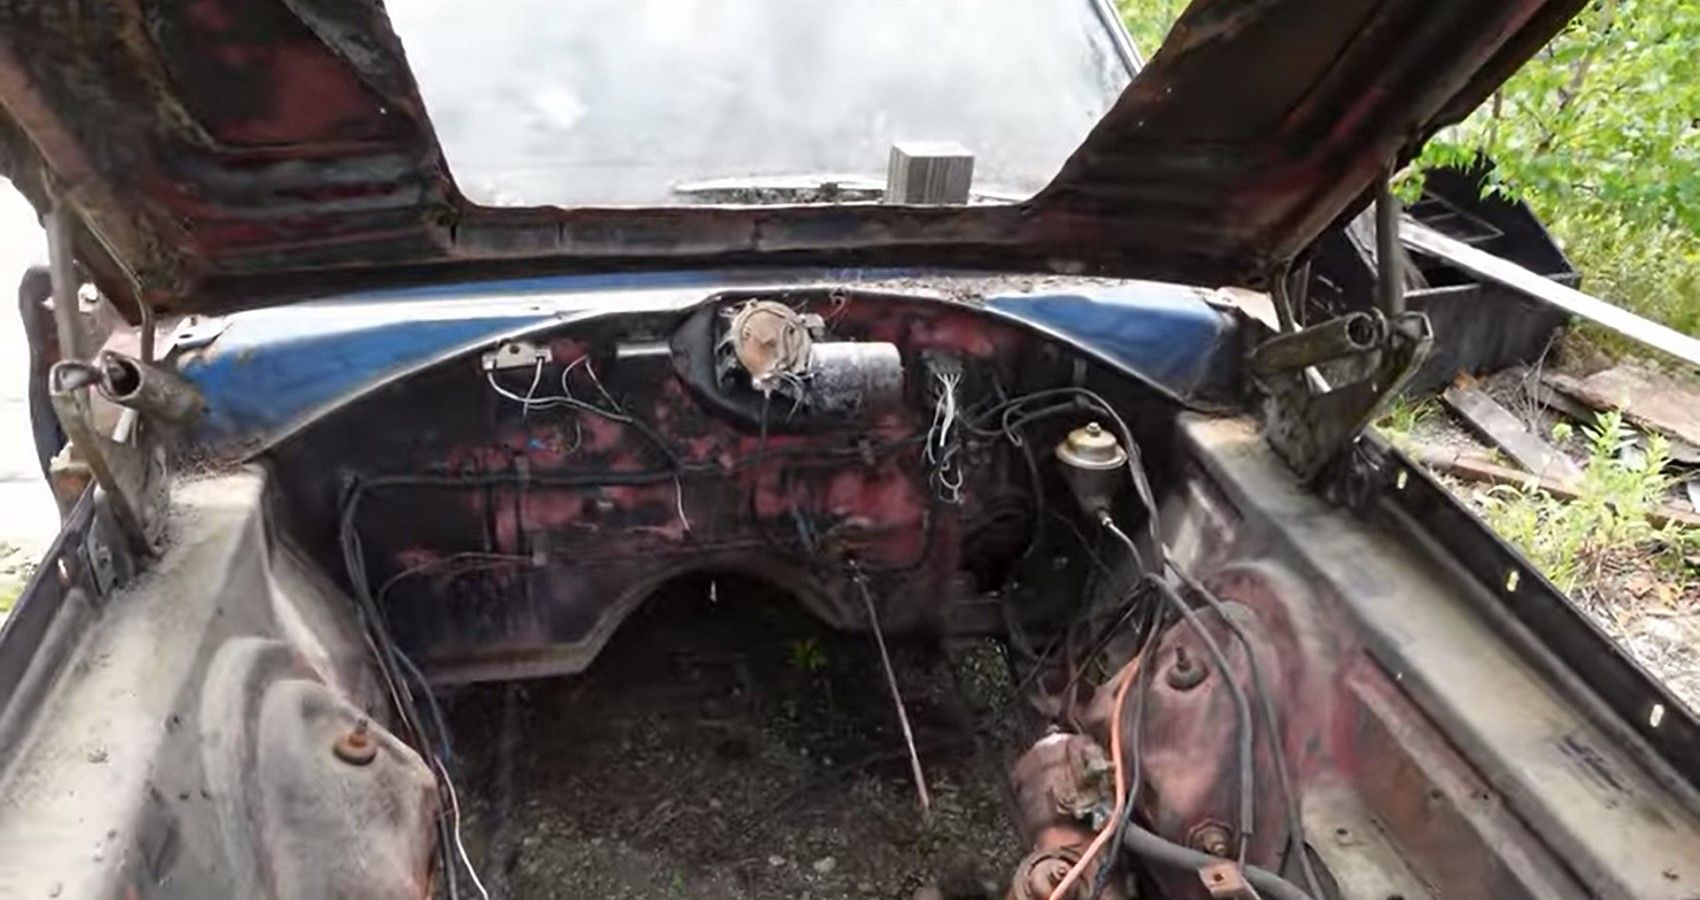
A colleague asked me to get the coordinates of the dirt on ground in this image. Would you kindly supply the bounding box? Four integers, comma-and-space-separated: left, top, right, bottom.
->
441, 575, 1033, 900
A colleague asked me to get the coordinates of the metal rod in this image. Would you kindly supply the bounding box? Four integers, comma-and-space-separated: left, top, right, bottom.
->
138, 301, 156, 364
851, 566, 931, 812
44, 205, 82, 362
95, 351, 203, 425
1375, 174, 1404, 316
1248, 312, 1383, 376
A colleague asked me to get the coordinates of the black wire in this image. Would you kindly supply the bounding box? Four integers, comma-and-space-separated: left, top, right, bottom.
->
337, 480, 463, 896
746, 392, 794, 560
1120, 822, 1316, 900
967, 386, 1161, 550
492, 366, 681, 466
1176, 571, 1324, 899
1104, 519, 1258, 865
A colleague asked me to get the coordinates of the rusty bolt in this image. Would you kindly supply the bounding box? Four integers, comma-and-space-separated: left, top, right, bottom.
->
1166, 645, 1208, 690
332, 717, 378, 766
1187, 821, 1235, 858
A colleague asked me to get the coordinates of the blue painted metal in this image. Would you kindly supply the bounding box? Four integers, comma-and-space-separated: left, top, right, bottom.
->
178, 269, 1239, 453
983, 280, 1237, 401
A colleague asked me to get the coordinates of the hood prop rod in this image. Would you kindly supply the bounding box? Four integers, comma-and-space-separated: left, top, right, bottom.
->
42, 199, 196, 566
1375, 171, 1405, 316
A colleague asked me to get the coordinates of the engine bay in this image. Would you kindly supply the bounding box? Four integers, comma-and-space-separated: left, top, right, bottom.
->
269, 289, 1327, 898
229, 288, 1693, 900
7, 288, 1695, 900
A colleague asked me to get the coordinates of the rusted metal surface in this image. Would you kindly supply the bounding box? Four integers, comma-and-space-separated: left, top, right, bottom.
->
95, 351, 205, 426
1245, 312, 1381, 376
1006, 733, 1121, 900
1181, 415, 1700, 898
0, 0, 1585, 315
277, 293, 1134, 682
0, 471, 437, 899
1197, 860, 1255, 899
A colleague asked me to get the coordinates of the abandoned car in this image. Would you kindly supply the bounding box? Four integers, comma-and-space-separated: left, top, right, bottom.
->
1, 0, 1697, 898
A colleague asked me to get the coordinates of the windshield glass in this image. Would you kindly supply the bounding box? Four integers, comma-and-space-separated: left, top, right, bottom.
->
387, 0, 1134, 207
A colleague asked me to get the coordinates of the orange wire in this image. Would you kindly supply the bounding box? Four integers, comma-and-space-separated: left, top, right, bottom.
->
1046, 656, 1140, 900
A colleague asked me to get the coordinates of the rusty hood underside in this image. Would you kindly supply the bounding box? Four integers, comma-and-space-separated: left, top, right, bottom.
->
0, 0, 1582, 316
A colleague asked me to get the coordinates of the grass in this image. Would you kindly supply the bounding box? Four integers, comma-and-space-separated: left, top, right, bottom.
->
1374, 396, 1437, 450
0, 541, 35, 615
1541, 209, 1700, 366
1478, 410, 1698, 594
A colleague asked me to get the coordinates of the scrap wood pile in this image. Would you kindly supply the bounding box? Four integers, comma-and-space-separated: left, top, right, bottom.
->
1393, 357, 1700, 712
1416, 361, 1700, 530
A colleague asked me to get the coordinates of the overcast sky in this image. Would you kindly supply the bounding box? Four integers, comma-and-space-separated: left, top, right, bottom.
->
0, 183, 57, 554
0, 183, 43, 288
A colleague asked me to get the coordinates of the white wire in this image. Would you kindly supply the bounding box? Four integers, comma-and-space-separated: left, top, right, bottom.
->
925, 369, 963, 503
519, 358, 542, 420
674, 475, 692, 533
485, 363, 547, 410
437, 756, 491, 900
488, 356, 685, 530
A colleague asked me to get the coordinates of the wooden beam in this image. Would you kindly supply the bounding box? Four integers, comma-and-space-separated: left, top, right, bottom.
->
1442, 385, 1583, 485
1543, 367, 1700, 464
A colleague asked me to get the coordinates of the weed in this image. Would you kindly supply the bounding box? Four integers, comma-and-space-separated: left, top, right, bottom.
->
0, 542, 36, 616
786, 637, 828, 673
1480, 410, 1697, 593
1374, 396, 1435, 450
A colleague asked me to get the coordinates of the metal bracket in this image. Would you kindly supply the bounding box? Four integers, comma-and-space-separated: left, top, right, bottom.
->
481, 339, 550, 372
47, 353, 192, 560
1253, 310, 1433, 482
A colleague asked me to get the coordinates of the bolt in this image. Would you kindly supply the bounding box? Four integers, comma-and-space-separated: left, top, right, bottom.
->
333, 717, 378, 766
1166, 645, 1208, 690
1188, 822, 1234, 858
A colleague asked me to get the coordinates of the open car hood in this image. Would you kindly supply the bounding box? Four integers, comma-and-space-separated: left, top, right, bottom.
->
0, 0, 1582, 316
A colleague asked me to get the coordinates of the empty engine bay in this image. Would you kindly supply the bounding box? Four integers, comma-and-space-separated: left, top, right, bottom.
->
234, 288, 1698, 899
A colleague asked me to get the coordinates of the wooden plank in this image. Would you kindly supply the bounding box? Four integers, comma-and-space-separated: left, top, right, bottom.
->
1412, 447, 1700, 530
1531, 382, 1599, 425
1402, 219, 1700, 367
1442, 385, 1584, 485
1544, 365, 1700, 461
